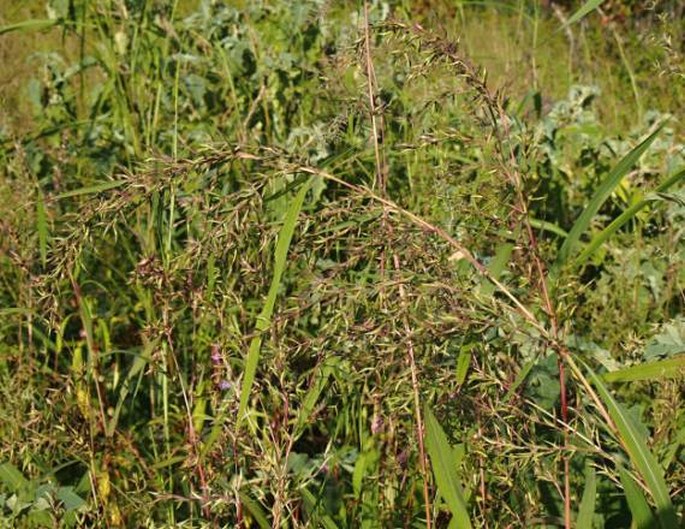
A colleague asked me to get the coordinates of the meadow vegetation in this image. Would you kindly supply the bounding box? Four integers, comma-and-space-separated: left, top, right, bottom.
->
0, 1, 683, 527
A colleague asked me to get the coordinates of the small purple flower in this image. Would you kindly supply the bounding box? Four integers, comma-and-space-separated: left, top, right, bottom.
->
218, 380, 232, 391
211, 345, 222, 365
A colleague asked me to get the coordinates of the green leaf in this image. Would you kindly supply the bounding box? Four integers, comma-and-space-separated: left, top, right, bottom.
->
424, 405, 472, 529
575, 167, 685, 265
0, 463, 28, 493
602, 356, 685, 383
561, 0, 603, 29
295, 358, 337, 434
556, 124, 664, 268
52, 180, 127, 200
455, 345, 473, 386
529, 218, 569, 239
584, 362, 678, 528
56, 486, 86, 511
237, 176, 313, 426
0, 19, 59, 36
239, 492, 271, 529
300, 487, 340, 529
576, 463, 596, 528
618, 465, 658, 529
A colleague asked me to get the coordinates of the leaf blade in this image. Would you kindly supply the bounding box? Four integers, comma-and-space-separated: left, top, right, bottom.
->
237, 177, 313, 426
585, 362, 678, 528
424, 405, 472, 529
557, 125, 664, 267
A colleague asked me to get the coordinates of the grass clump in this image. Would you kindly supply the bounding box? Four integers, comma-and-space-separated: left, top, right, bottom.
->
0, 1, 683, 527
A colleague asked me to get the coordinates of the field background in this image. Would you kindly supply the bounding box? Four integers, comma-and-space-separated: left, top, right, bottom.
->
0, 1, 683, 527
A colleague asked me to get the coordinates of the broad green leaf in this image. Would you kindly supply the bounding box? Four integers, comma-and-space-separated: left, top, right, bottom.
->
424, 405, 472, 529
56, 486, 86, 511
0, 463, 28, 493
237, 176, 313, 426
575, 167, 685, 265
618, 465, 658, 529
585, 362, 678, 528
602, 356, 685, 383
576, 463, 596, 528
556, 125, 664, 267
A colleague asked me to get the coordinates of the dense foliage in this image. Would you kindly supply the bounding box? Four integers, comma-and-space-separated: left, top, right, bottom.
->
0, 1, 683, 527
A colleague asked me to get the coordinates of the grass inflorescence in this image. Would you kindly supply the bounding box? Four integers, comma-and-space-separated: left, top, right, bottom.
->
0, 1, 683, 527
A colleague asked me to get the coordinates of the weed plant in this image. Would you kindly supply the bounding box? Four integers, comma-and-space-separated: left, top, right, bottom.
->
0, 1, 683, 528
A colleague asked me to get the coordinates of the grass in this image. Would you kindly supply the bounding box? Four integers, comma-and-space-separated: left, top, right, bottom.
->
0, 1, 683, 527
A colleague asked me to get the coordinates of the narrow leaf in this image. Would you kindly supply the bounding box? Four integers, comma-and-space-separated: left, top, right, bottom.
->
576, 463, 597, 528
602, 356, 685, 383
53, 180, 126, 200
562, 0, 603, 29
557, 125, 664, 267
618, 465, 658, 529
0, 19, 58, 36
456, 345, 472, 385
575, 167, 685, 265
424, 405, 473, 529
585, 362, 678, 528
296, 359, 336, 434
529, 218, 569, 238
237, 177, 312, 426
239, 492, 271, 529
300, 487, 340, 529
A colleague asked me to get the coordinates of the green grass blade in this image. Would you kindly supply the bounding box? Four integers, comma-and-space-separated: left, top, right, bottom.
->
529, 217, 569, 239
300, 487, 340, 529
576, 463, 597, 528
295, 358, 336, 435
585, 362, 678, 528
602, 356, 685, 383
237, 177, 313, 426
556, 124, 664, 267
239, 492, 271, 529
561, 0, 603, 29
504, 358, 536, 403
618, 465, 658, 529
575, 167, 685, 265
455, 345, 472, 386
52, 180, 127, 200
0, 19, 58, 36
424, 405, 472, 529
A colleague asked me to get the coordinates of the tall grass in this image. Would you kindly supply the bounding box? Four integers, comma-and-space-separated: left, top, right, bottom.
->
0, 1, 683, 527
